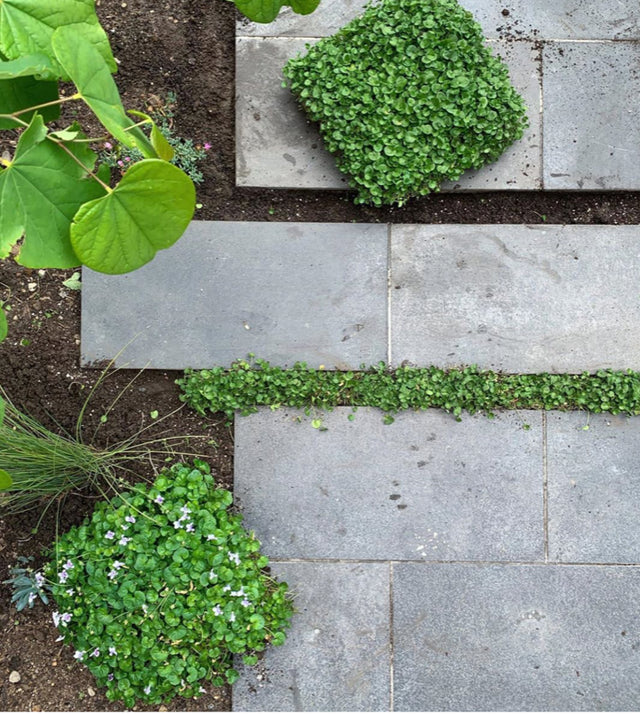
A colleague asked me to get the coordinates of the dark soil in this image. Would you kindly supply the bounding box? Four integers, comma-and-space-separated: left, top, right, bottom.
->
1, 0, 639, 710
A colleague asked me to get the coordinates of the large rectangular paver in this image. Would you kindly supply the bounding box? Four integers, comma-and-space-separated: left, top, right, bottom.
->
393, 563, 640, 711
547, 412, 640, 564
81, 221, 387, 369
238, 0, 640, 40
234, 407, 543, 561
543, 42, 640, 190
236, 38, 541, 190
390, 224, 640, 373
232, 562, 390, 711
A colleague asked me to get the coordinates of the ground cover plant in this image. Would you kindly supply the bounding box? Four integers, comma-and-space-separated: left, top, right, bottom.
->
283, 0, 528, 205
178, 359, 640, 420
44, 460, 293, 707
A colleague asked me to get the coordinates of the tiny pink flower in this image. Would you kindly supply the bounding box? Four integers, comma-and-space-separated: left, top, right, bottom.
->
204, 142, 212, 151
117, 160, 124, 167
104, 141, 112, 150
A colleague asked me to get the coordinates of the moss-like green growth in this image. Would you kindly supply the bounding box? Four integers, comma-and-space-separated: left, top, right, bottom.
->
283, 0, 528, 205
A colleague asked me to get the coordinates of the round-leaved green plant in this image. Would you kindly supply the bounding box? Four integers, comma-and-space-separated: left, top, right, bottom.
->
46, 460, 294, 707
283, 0, 529, 205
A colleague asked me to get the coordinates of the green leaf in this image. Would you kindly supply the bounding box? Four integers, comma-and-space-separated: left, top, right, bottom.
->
0, 469, 12, 491
0, 114, 107, 268
0, 76, 60, 129
0, 54, 57, 80
0, 306, 6, 342
70, 159, 195, 274
128, 110, 174, 162
234, 0, 320, 23
62, 271, 82, 291
51, 28, 156, 158
0, 0, 116, 80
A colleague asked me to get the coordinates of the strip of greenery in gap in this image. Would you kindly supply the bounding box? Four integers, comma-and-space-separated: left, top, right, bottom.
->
177, 359, 640, 422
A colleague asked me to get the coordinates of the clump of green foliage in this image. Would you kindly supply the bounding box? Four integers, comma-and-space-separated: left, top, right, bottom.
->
177, 359, 640, 420
46, 460, 293, 708
283, 0, 528, 205
2, 556, 50, 611
99, 93, 210, 185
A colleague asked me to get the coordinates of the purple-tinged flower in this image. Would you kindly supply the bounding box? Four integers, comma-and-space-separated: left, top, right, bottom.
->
74, 650, 85, 661
113, 560, 125, 570
105, 530, 115, 540
206, 534, 217, 541
121, 524, 129, 531
154, 495, 164, 505
229, 612, 236, 623
119, 536, 131, 546
104, 142, 113, 150
222, 585, 231, 592
117, 160, 124, 167
209, 569, 217, 580
63, 560, 74, 571
108, 569, 118, 580
28, 592, 36, 605
52, 611, 61, 627
108, 673, 114, 681
212, 605, 222, 616
58, 570, 69, 584
204, 142, 212, 151
61, 612, 72, 625
228, 552, 241, 566
241, 598, 251, 608
35, 572, 45, 588
90, 648, 100, 657
185, 522, 195, 533
124, 156, 131, 162
66, 588, 75, 596
199, 686, 207, 694
143, 684, 152, 695
173, 520, 183, 529
180, 505, 191, 516
125, 515, 136, 523
108, 646, 117, 656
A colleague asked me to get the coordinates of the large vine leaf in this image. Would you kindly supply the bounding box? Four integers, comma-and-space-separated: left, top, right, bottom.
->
0, 114, 109, 268
70, 159, 195, 274
52, 27, 157, 159
0, 75, 59, 129
0, 0, 116, 81
234, 0, 321, 23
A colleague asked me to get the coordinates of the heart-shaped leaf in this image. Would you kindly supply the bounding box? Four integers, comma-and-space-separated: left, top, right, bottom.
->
0, 469, 11, 491
0, 0, 116, 80
234, 0, 320, 23
52, 27, 156, 158
0, 76, 60, 129
128, 110, 174, 161
0, 114, 108, 268
70, 159, 195, 274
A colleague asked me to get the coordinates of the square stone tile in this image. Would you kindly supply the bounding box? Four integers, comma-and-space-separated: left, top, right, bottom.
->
393, 563, 640, 710
543, 42, 640, 189
233, 562, 390, 711
390, 224, 640, 372
236, 37, 540, 190
81, 221, 387, 369
234, 407, 543, 561
547, 412, 640, 564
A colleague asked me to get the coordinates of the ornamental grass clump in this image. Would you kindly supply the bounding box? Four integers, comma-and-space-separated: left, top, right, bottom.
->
283, 0, 529, 205
46, 460, 293, 708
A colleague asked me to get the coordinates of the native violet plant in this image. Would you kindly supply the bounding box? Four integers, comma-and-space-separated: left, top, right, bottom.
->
233, 0, 321, 23
47, 460, 293, 707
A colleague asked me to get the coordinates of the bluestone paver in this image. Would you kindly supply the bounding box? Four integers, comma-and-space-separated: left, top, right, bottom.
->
237, 0, 640, 40
393, 563, 640, 711
234, 407, 544, 561
390, 224, 640, 372
81, 221, 387, 369
547, 412, 640, 565
233, 562, 390, 712
543, 42, 640, 190
236, 37, 541, 190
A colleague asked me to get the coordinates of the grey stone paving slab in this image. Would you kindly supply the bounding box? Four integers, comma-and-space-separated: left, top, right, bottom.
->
237, 0, 640, 40
233, 562, 390, 711
390, 224, 640, 373
543, 42, 640, 190
547, 412, 640, 564
236, 37, 541, 190
81, 221, 387, 369
393, 563, 640, 711
234, 407, 543, 561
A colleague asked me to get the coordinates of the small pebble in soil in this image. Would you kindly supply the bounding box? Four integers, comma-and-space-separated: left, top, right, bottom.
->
9, 670, 21, 683
88, 686, 96, 697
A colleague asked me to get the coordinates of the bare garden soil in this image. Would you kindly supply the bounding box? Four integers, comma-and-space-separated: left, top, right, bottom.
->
0, 0, 639, 710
